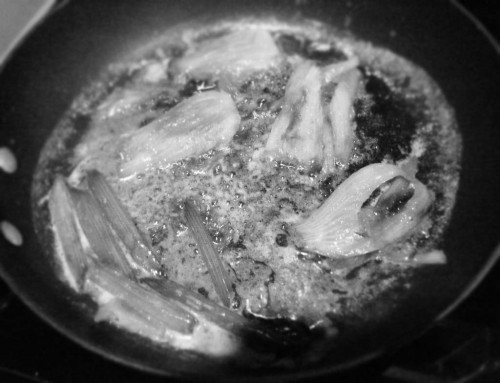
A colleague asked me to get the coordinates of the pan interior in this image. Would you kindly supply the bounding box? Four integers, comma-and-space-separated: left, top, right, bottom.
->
30, 15, 460, 376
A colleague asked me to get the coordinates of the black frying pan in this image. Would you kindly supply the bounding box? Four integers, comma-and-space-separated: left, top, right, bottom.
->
0, 0, 499, 381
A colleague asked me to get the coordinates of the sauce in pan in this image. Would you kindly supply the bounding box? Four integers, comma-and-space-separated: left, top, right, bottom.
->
32, 19, 461, 362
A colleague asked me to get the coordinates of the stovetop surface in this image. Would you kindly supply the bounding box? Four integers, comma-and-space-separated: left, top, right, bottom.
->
0, 1, 499, 382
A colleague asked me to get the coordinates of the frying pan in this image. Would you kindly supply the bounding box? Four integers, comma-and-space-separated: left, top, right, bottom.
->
0, 0, 499, 380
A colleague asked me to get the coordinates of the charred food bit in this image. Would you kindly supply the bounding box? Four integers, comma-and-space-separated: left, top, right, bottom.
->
118, 90, 241, 178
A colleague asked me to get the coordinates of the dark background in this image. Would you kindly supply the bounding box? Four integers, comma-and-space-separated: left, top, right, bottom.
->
0, 1, 499, 382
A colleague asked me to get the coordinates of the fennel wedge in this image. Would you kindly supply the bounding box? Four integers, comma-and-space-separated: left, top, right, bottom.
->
118, 90, 240, 178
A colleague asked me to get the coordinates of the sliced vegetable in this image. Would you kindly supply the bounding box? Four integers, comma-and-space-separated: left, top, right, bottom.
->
87, 170, 159, 273
325, 68, 361, 164
118, 90, 240, 178
294, 163, 432, 257
265, 61, 325, 166
184, 201, 233, 307
86, 266, 197, 336
142, 277, 310, 348
322, 57, 360, 85
49, 176, 88, 290
358, 176, 412, 237
142, 278, 248, 333
70, 188, 134, 278
265, 58, 361, 170
173, 29, 281, 83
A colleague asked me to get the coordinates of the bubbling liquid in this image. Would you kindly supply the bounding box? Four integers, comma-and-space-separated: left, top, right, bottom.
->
32, 18, 461, 358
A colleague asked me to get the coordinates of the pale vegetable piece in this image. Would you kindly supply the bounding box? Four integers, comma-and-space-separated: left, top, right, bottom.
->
87, 170, 159, 273
141, 59, 169, 83
320, 120, 337, 174
70, 188, 135, 278
98, 89, 152, 119
174, 29, 281, 82
184, 201, 232, 308
96, 86, 179, 125
265, 61, 325, 166
49, 176, 87, 289
413, 250, 447, 265
321, 56, 360, 85
86, 266, 197, 336
325, 68, 361, 165
294, 163, 433, 257
265, 58, 361, 170
118, 90, 241, 178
